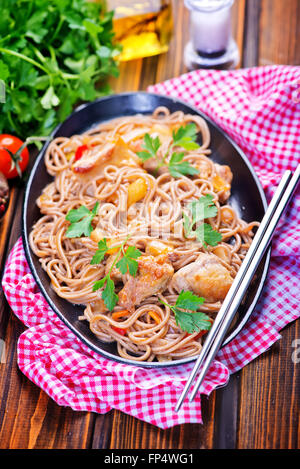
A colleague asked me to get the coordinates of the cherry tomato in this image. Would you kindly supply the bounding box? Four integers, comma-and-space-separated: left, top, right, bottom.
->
0, 134, 29, 179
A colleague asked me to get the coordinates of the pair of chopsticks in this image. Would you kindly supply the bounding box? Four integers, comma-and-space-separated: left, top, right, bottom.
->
176, 164, 300, 412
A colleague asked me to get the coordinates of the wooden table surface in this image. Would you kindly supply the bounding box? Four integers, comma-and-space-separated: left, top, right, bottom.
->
0, 0, 299, 450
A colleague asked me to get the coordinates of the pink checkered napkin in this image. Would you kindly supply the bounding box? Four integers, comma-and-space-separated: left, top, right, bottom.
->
2, 65, 300, 429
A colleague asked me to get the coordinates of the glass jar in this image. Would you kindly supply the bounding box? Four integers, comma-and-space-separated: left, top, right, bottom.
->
184, 0, 239, 70
106, 1, 173, 61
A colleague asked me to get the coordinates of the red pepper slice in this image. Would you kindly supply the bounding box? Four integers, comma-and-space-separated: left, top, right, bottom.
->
112, 326, 127, 336
74, 144, 88, 161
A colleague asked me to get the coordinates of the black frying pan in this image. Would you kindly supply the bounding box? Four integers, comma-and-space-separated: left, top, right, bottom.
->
22, 92, 271, 368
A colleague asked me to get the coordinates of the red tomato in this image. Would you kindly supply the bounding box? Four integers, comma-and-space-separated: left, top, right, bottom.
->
0, 134, 29, 179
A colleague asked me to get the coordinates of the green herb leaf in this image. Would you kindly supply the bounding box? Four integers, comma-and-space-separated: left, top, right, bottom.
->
92, 277, 106, 292
92, 276, 118, 311
195, 223, 223, 248
183, 195, 222, 248
174, 290, 211, 334
40, 85, 60, 110
160, 290, 212, 334
169, 152, 199, 178
91, 236, 141, 312
116, 245, 142, 276
172, 123, 200, 150
135, 124, 200, 179
174, 309, 212, 334
102, 277, 118, 311
175, 290, 205, 311
188, 194, 218, 223
91, 238, 109, 265
136, 133, 161, 161
136, 150, 153, 162
0, 0, 119, 138
65, 202, 99, 238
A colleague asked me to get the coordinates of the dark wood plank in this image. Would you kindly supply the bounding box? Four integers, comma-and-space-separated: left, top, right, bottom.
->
237, 321, 300, 448
232, 0, 247, 68
0, 158, 96, 449
236, 0, 300, 449
101, 396, 216, 449
0, 0, 298, 450
242, 0, 262, 67
213, 374, 240, 449
259, 0, 300, 66
92, 0, 250, 450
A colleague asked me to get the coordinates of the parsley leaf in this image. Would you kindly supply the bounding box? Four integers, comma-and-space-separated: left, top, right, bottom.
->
175, 310, 212, 335
160, 291, 212, 334
169, 152, 199, 178
172, 123, 200, 150
65, 202, 99, 238
136, 133, 161, 161
188, 194, 218, 223
135, 123, 199, 179
195, 223, 223, 248
91, 238, 109, 265
175, 290, 204, 311
183, 195, 222, 248
91, 237, 141, 311
92, 277, 106, 292
101, 277, 118, 311
116, 245, 142, 276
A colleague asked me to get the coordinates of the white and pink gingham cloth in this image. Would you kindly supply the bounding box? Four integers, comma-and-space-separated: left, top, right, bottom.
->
2, 65, 300, 429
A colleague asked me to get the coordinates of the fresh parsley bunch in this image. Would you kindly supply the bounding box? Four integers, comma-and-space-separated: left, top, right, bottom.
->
0, 0, 119, 138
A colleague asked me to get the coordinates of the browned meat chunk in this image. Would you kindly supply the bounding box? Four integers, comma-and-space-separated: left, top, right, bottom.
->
118, 254, 174, 311
171, 252, 233, 302
72, 142, 115, 173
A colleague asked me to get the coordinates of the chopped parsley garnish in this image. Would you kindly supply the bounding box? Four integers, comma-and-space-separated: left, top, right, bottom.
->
168, 152, 199, 178
65, 202, 99, 238
136, 123, 200, 178
183, 194, 222, 248
116, 245, 142, 277
136, 133, 161, 162
160, 290, 212, 334
92, 236, 142, 311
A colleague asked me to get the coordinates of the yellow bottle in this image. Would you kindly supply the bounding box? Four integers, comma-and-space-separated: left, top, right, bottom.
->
106, 1, 173, 61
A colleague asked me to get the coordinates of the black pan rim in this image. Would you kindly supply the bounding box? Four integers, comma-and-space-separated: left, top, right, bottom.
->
22, 91, 271, 368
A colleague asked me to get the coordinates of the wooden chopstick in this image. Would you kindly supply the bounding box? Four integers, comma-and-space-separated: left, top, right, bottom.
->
175, 165, 300, 412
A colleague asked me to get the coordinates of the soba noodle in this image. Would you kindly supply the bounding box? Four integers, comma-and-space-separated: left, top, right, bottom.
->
29, 107, 259, 362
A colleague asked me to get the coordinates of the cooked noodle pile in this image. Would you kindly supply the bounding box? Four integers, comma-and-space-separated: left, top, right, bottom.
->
30, 107, 259, 362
